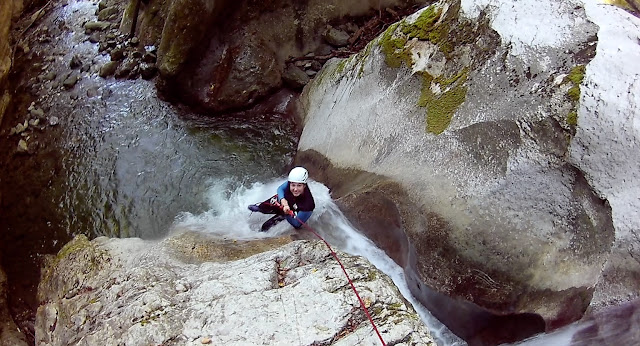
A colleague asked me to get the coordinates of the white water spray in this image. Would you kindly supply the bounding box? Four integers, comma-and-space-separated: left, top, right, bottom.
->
173, 179, 465, 345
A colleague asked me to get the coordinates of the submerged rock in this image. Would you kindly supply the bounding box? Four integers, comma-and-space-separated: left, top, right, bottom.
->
35, 234, 435, 345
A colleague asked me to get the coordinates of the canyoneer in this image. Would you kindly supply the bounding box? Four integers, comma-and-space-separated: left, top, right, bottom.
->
248, 166, 315, 231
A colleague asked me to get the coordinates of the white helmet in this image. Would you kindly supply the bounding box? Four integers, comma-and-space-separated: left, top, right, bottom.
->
288, 167, 308, 184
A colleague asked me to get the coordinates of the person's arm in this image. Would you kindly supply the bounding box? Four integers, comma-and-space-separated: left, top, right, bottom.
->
286, 210, 312, 229
277, 181, 291, 213
277, 181, 288, 201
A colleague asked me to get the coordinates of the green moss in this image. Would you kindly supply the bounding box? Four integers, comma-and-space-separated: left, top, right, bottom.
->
379, 22, 410, 68
567, 85, 581, 101
418, 68, 469, 134
401, 6, 443, 40
426, 84, 467, 134
335, 59, 348, 76
567, 65, 586, 85
57, 235, 93, 261
567, 111, 578, 126
357, 41, 374, 78
389, 302, 403, 309
565, 65, 585, 102
378, 4, 448, 69
367, 270, 377, 281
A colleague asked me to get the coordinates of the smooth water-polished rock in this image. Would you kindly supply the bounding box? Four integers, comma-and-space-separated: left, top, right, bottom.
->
35, 233, 435, 346
297, 0, 639, 339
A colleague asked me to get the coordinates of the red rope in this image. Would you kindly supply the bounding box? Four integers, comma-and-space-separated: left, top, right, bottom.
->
275, 203, 386, 346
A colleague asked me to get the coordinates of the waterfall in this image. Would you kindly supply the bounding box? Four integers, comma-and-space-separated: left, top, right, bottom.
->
173, 179, 466, 345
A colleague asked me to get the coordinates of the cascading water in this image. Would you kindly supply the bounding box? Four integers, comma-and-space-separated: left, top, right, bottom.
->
173, 179, 466, 346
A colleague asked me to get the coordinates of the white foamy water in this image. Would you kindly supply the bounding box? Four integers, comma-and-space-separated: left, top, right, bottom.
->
173, 179, 465, 346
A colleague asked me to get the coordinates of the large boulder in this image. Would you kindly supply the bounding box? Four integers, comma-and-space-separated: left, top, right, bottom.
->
297, 0, 639, 338
124, 0, 427, 113
35, 233, 435, 345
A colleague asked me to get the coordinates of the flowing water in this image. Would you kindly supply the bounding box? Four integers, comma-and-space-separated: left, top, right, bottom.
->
173, 180, 466, 346
1, 1, 619, 345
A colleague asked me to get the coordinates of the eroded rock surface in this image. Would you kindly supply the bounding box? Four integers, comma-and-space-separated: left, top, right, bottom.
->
35, 233, 435, 345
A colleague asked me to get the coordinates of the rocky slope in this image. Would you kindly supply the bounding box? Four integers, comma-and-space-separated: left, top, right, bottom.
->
35, 233, 435, 345
298, 0, 640, 337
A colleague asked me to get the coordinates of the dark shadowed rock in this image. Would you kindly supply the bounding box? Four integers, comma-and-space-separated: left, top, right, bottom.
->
324, 27, 350, 47
282, 64, 310, 89
114, 58, 138, 79
69, 54, 82, 69
62, 72, 79, 89
140, 63, 157, 80
99, 61, 119, 78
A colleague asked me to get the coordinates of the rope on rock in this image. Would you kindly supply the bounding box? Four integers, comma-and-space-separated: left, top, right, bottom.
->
274, 201, 386, 346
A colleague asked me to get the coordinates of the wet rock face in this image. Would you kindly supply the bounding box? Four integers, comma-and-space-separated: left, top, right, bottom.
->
195, 35, 283, 113
128, 0, 426, 113
0, 0, 17, 124
35, 234, 435, 345
296, 0, 632, 340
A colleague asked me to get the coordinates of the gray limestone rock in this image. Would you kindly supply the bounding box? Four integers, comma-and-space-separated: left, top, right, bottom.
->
324, 27, 351, 47
99, 61, 119, 78
35, 234, 435, 346
83, 21, 110, 32
297, 0, 637, 331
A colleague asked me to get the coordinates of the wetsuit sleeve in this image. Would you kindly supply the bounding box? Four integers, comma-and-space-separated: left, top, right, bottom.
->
277, 181, 288, 201
286, 210, 313, 229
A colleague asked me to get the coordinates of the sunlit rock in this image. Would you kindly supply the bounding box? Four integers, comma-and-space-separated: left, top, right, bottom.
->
35, 234, 435, 345
298, 0, 638, 336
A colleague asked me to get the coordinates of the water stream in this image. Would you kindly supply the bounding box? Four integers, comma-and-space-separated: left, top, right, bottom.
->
1, 1, 615, 345
173, 180, 466, 346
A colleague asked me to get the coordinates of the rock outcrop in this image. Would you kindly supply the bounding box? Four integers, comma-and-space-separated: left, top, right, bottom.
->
297, 0, 640, 339
0, 0, 21, 126
122, 0, 426, 113
35, 233, 435, 345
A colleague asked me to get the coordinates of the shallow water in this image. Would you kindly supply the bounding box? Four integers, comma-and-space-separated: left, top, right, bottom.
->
0, 0, 299, 328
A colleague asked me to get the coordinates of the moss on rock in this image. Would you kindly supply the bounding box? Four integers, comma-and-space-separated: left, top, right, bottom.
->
419, 68, 469, 134
379, 22, 410, 68
567, 110, 578, 126
401, 5, 443, 40
564, 64, 586, 128
376, 0, 491, 135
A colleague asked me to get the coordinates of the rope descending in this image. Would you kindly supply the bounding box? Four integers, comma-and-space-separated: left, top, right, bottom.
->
275, 201, 386, 346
